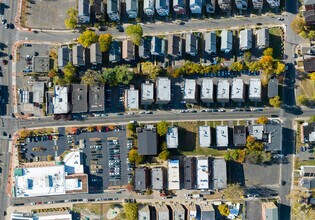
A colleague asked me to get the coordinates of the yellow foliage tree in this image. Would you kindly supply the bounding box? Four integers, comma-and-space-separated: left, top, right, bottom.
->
309, 72, 315, 81
256, 116, 269, 124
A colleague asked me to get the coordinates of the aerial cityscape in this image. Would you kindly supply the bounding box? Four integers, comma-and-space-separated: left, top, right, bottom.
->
0, 0, 315, 219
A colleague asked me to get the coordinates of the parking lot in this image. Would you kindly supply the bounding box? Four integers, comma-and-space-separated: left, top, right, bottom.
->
25, 0, 76, 29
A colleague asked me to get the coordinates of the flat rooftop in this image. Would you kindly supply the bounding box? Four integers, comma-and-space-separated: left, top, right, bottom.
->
53, 85, 70, 114
156, 77, 171, 103
168, 160, 180, 189
249, 124, 264, 140
231, 78, 244, 100
33, 56, 51, 73
216, 125, 229, 147
217, 80, 230, 100
199, 126, 211, 147
71, 84, 88, 113
249, 78, 261, 100
183, 79, 196, 100
212, 158, 227, 189
141, 82, 154, 102
197, 157, 209, 189
151, 167, 164, 190
167, 126, 178, 149
201, 78, 214, 101
89, 85, 105, 112
126, 88, 139, 109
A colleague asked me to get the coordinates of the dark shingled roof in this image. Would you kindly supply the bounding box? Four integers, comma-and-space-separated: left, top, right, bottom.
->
268, 78, 279, 98
71, 84, 88, 113
134, 167, 150, 191
137, 126, 158, 155
184, 157, 196, 189
233, 125, 246, 146
304, 57, 315, 72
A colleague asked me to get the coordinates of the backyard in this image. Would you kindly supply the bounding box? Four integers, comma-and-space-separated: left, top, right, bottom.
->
269, 27, 284, 60
73, 203, 123, 220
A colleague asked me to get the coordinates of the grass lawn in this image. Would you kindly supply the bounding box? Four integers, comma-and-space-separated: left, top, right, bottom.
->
299, 79, 315, 100
181, 147, 226, 157
295, 157, 315, 169
238, 120, 246, 125
269, 27, 283, 60
73, 203, 123, 219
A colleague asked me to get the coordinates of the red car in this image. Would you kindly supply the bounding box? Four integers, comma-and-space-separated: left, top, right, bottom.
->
2, 60, 8, 65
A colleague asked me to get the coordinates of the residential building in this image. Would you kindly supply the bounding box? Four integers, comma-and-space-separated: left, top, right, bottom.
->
199, 203, 215, 220
168, 34, 182, 57
300, 166, 315, 177
168, 159, 180, 190
156, 0, 169, 16
235, 0, 247, 10
252, 0, 263, 9
107, 0, 120, 21
126, 0, 138, 18
155, 204, 170, 220
32, 81, 45, 104
262, 202, 278, 220
185, 33, 198, 56
167, 126, 179, 149
92, 0, 103, 20
144, 0, 155, 16
204, 32, 217, 54
134, 167, 150, 191
184, 157, 196, 189
186, 204, 197, 220
233, 125, 246, 146
151, 37, 165, 56
71, 84, 88, 113
137, 125, 158, 156
256, 28, 269, 49
199, 126, 211, 147
156, 77, 171, 104
301, 122, 315, 143
303, 10, 315, 26
170, 203, 186, 220
217, 79, 230, 104
299, 178, 315, 189
183, 79, 198, 103
216, 125, 229, 147
89, 85, 105, 112
125, 86, 139, 109
72, 44, 85, 66
53, 85, 70, 114
305, 0, 315, 11
141, 81, 154, 105
90, 43, 102, 65
58, 47, 71, 68
303, 57, 315, 72
268, 78, 278, 98
138, 205, 151, 220
206, 0, 216, 13
249, 124, 264, 140
139, 37, 151, 59
122, 40, 135, 61
78, 0, 90, 23
190, 0, 202, 14
173, 0, 186, 14
151, 167, 165, 190
197, 157, 210, 189
249, 78, 261, 102
220, 29, 233, 53
201, 78, 214, 103
109, 40, 121, 63
239, 29, 252, 51
212, 158, 227, 189
218, 0, 231, 12
266, 0, 279, 8
231, 78, 245, 102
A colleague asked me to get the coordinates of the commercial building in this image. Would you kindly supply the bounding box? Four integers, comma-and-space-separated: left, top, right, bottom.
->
58, 47, 71, 68
252, 0, 263, 9
173, 0, 186, 14
217, 79, 230, 104
212, 158, 227, 189
155, 204, 170, 220
144, 0, 155, 16
268, 78, 279, 98
139, 37, 151, 59
78, 0, 90, 23
199, 126, 211, 147
134, 167, 150, 191
125, 86, 139, 109
72, 44, 85, 66
151, 167, 166, 190
201, 78, 214, 103
218, 0, 231, 12
71, 84, 88, 113
167, 35, 182, 57
109, 40, 121, 63
138, 205, 151, 220
300, 166, 315, 177
262, 202, 278, 220
156, 77, 171, 104
90, 43, 102, 65
249, 78, 261, 102
233, 125, 246, 146
11, 211, 72, 220
231, 78, 245, 102
89, 85, 105, 112
168, 159, 180, 190
141, 81, 154, 105
137, 125, 158, 156
220, 30, 233, 53
204, 32, 217, 54
32, 81, 45, 104
190, 0, 202, 14
185, 33, 198, 56
256, 28, 269, 49
126, 0, 138, 18
216, 125, 229, 147
183, 79, 198, 103
151, 37, 165, 56
53, 85, 71, 114
199, 203, 215, 220
206, 0, 216, 13
239, 29, 252, 51
235, 0, 248, 10
184, 157, 196, 189
167, 126, 179, 149
156, 0, 169, 16
107, 0, 120, 21
197, 157, 210, 189
170, 203, 186, 220
122, 40, 135, 61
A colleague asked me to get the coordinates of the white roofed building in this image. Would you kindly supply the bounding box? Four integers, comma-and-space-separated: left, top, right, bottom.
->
156, 77, 171, 104
156, 0, 169, 16
168, 159, 180, 189
126, 0, 138, 18
235, 0, 248, 10
201, 78, 214, 103
53, 85, 70, 114
190, 0, 202, 14
256, 28, 269, 49
125, 86, 139, 109
217, 79, 230, 104
141, 81, 154, 105
199, 126, 211, 147
197, 157, 210, 189
205, 32, 217, 54
107, 0, 120, 21
249, 78, 262, 102
231, 78, 245, 102
239, 29, 252, 51
63, 151, 84, 174
183, 79, 198, 103
144, 0, 155, 16
167, 126, 178, 149
216, 125, 229, 147
221, 29, 233, 53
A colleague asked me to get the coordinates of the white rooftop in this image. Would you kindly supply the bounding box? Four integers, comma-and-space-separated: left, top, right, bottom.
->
199, 126, 211, 147
231, 78, 244, 100
197, 157, 209, 189
239, 29, 252, 50
249, 78, 261, 100
53, 86, 70, 114
201, 78, 214, 101
65, 178, 83, 191
141, 82, 154, 101
310, 131, 315, 142
15, 165, 66, 197
221, 29, 233, 52
250, 125, 264, 140
167, 126, 178, 149
126, 88, 139, 109
216, 126, 229, 147
168, 160, 180, 189
183, 79, 196, 100
217, 80, 230, 101
63, 151, 84, 174
156, 77, 171, 103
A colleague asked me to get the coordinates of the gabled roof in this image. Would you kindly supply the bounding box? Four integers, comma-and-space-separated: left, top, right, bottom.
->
71, 84, 88, 113
58, 47, 71, 68
109, 41, 121, 63
139, 37, 151, 59
233, 125, 246, 146
78, 0, 90, 16
304, 0, 315, 6
90, 43, 102, 65
304, 56, 315, 72
72, 44, 85, 66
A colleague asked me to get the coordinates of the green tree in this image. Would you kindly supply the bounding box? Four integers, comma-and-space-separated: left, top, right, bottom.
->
230, 62, 245, 72
246, 141, 264, 151
128, 149, 144, 165
298, 95, 309, 105
64, 8, 78, 30
81, 70, 102, 85
256, 116, 269, 125
126, 24, 143, 46
248, 61, 262, 72
157, 121, 169, 136
222, 183, 244, 203
127, 123, 136, 133
224, 150, 239, 161
244, 51, 252, 63
63, 62, 76, 84
102, 65, 134, 85
158, 150, 170, 161
291, 15, 306, 35
263, 48, 273, 57
78, 30, 99, 48
269, 96, 282, 108
141, 62, 163, 79
102, 68, 117, 85
218, 204, 230, 217
274, 61, 285, 75
123, 203, 138, 220
307, 31, 315, 40
98, 34, 112, 52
